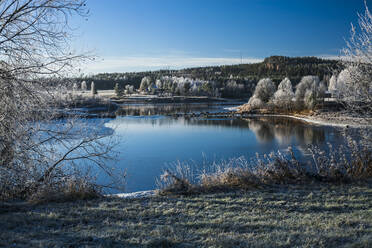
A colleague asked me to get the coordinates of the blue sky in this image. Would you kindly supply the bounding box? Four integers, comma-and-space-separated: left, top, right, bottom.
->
72, 0, 370, 73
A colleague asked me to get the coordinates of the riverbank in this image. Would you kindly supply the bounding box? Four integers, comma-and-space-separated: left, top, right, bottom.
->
56, 95, 243, 119
111, 95, 230, 104
236, 104, 372, 127
1, 183, 371, 247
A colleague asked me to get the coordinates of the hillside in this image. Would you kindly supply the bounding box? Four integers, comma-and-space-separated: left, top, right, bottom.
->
79, 56, 340, 98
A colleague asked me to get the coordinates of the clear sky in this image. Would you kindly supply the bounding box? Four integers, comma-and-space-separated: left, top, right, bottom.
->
72, 0, 371, 74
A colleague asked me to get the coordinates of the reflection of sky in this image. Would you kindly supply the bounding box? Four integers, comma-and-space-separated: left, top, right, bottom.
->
101, 115, 346, 193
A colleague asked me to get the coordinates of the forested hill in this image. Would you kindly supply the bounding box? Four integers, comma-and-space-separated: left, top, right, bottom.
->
81, 56, 340, 97
177, 56, 339, 82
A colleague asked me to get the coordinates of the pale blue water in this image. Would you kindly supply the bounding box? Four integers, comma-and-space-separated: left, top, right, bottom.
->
89, 103, 346, 193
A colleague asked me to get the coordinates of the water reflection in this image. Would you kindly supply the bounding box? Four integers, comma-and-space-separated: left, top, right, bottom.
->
116, 102, 241, 116
115, 115, 327, 149
99, 103, 346, 192
244, 117, 326, 147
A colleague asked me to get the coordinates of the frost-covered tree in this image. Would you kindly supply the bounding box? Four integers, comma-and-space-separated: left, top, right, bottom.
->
253, 78, 276, 103
295, 76, 320, 102
328, 74, 338, 93
91, 81, 97, 96
272, 77, 294, 110
0, 0, 118, 200
202, 82, 213, 95
295, 76, 326, 109
155, 79, 163, 89
247, 96, 263, 109
72, 82, 78, 92
114, 83, 123, 97
125, 84, 134, 94
81, 81, 87, 91
245, 78, 275, 110
183, 82, 191, 95
139, 76, 151, 92
341, 1, 372, 115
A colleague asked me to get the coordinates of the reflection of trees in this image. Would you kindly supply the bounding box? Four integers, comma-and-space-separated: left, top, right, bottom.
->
114, 104, 327, 147
116, 103, 225, 116
116, 116, 252, 129
292, 125, 325, 145
273, 124, 292, 145
247, 120, 275, 143
245, 117, 325, 145
116, 114, 326, 148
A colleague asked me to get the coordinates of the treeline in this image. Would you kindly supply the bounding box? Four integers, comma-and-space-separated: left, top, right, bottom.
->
177, 56, 339, 83
76, 56, 340, 98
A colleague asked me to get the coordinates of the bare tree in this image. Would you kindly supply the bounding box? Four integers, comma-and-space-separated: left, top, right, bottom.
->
341, 0, 372, 116
0, 0, 120, 200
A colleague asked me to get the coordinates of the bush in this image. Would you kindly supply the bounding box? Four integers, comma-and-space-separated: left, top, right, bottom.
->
28, 176, 101, 204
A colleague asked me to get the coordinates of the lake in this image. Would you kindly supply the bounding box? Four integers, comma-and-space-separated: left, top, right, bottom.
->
91, 102, 347, 193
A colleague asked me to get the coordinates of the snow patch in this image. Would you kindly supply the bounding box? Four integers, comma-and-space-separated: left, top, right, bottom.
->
109, 190, 156, 199
224, 106, 239, 111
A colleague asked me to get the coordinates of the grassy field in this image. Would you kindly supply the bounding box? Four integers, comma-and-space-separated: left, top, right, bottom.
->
1, 183, 372, 247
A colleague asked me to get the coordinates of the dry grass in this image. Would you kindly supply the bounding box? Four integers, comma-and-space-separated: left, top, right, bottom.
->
1, 183, 371, 247
27, 177, 101, 204
159, 135, 372, 195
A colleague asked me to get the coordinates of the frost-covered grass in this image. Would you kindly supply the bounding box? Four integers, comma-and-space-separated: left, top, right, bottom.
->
159, 138, 372, 195
1, 183, 371, 247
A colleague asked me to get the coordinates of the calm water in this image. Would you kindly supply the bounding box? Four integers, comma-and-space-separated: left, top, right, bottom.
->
93, 102, 346, 193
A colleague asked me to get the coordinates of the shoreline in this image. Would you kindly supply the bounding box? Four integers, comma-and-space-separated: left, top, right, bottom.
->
232, 105, 372, 128
240, 113, 371, 128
